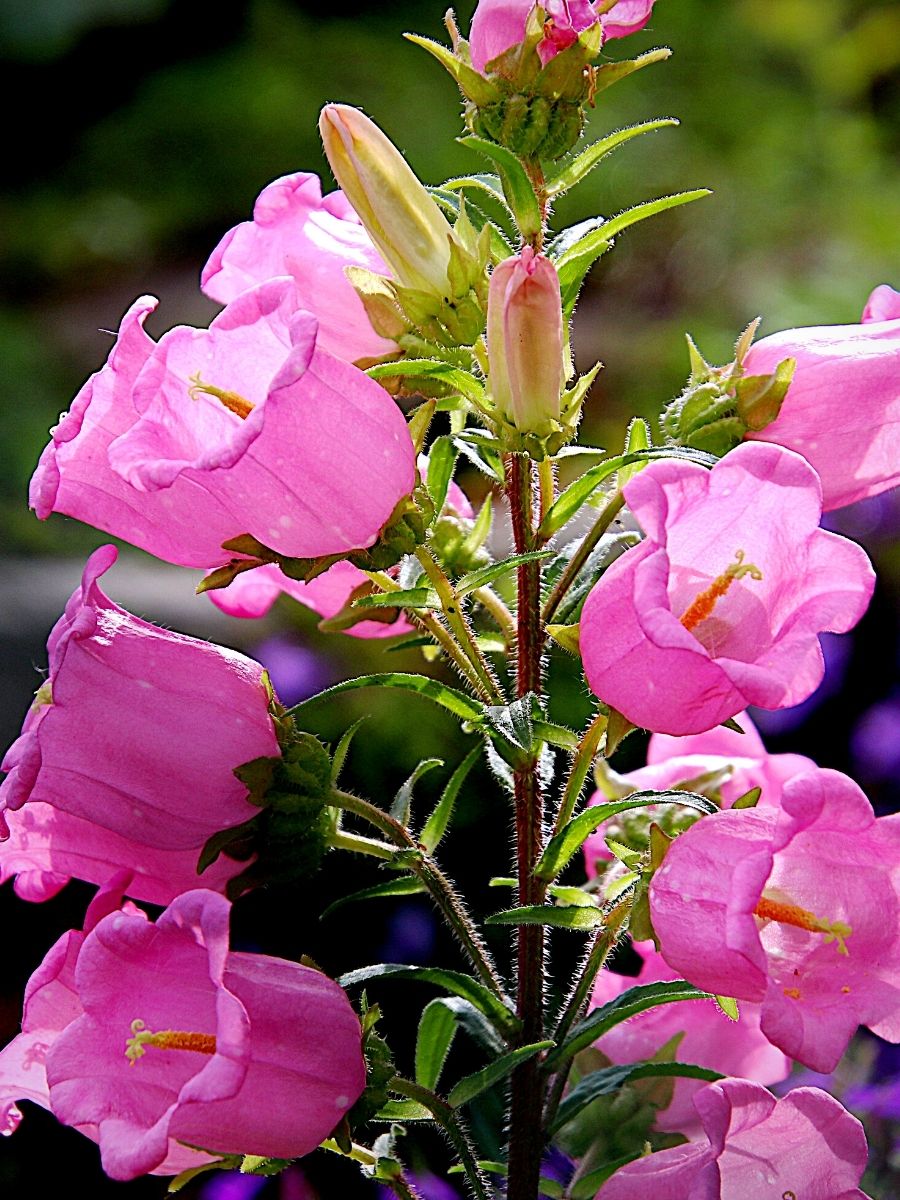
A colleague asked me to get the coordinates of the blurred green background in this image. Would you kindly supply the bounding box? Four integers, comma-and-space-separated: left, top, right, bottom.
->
1, 0, 899, 1196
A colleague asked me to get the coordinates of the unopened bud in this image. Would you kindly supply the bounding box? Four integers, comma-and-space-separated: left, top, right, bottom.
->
487, 249, 566, 437
319, 104, 454, 299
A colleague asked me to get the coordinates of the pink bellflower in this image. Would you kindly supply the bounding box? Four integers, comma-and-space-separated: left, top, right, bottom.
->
201, 171, 394, 363
650, 768, 900, 1072
30, 280, 415, 569
0, 546, 280, 905
579, 442, 874, 735
597, 1078, 868, 1199
469, 0, 656, 72
745, 283, 900, 510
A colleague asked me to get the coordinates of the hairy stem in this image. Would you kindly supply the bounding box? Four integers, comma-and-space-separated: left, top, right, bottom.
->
390, 1077, 492, 1200
415, 546, 506, 704
331, 790, 507, 1001
367, 569, 494, 702
505, 452, 548, 1200
541, 490, 626, 625
542, 901, 630, 1132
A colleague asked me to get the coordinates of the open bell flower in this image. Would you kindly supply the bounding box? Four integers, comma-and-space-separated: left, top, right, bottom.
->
469, 0, 656, 73
650, 768, 900, 1073
2, 885, 365, 1180
580, 442, 874, 735
0, 545, 281, 905
592, 940, 789, 1135
745, 283, 900, 510
597, 1078, 868, 1199
201, 171, 395, 363
30, 278, 416, 569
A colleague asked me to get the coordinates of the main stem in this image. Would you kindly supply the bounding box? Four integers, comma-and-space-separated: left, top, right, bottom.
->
506, 453, 547, 1200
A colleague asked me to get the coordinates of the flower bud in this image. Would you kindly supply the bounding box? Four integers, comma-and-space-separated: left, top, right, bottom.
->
319, 104, 454, 299
487, 248, 566, 437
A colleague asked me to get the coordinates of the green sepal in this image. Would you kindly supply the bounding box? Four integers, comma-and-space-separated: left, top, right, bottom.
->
732, 786, 762, 810
403, 32, 502, 106
593, 46, 672, 93
346, 1001, 398, 1131
546, 622, 580, 655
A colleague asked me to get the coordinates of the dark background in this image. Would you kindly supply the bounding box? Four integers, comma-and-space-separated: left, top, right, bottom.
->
1, 0, 899, 1195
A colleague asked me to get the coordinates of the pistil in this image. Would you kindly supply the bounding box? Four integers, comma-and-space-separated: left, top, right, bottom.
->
188, 372, 254, 420
755, 896, 852, 956
125, 1018, 217, 1066
679, 549, 763, 633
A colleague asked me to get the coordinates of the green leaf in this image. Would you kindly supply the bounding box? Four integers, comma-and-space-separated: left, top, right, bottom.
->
367, 359, 489, 410
618, 417, 652, 486
461, 494, 493, 558
415, 998, 459, 1091
321, 876, 426, 919
391, 758, 444, 824
407, 399, 437, 454
458, 135, 542, 241
430, 996, 506, 1055
533, 720, 579, 750
331, 716, 367, 785
485, 905, 604, 930
550, 1061, 723, 1133
288, 673, 485, 724
732, 786, 762, 810
539, 446, 717, 537
425, 436, 458, 515
430, 187, 514, 260
456, 550, 554, 595
715, 994, 740, 1020
482, 695, 538, 763
534, 790, 718, 883
440, 172, 514, 219
546, 118, 679, 196
720, 716, 746, 734
374, 1099, 433, 1122
447, 1040, 553, 1108
453, 432, 505, 482
555, 189, 710, 317
339, 963, 519, 1032
546, 981, 713, 1067
420, 744, 482, 853
354, 587, 439, 610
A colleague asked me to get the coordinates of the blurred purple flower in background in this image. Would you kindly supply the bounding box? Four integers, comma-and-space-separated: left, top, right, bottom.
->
252, 635, 333, 707
379, 901, 438, 965
377, 1172, 459, 1200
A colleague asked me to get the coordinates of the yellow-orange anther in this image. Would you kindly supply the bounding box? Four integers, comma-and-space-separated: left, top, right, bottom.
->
755, 896, 852, 956
125, 1018, 217, 1066
679, 549, 763, 633
189, 373, 254, 420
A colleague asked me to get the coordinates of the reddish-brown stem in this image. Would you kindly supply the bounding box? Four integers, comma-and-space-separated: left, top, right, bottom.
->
505, 453, 548, 1200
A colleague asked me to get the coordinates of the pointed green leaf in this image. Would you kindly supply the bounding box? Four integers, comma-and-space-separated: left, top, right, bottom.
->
429, 996, 506, 1055
425, 436, 458, 515
321, 876, 426, 920
593, 45, 672, 93
555, 189, 711, 316
458, 135, 542, 241
420, 744, 482, 853
367, 360, 489, 410
732, 786, 762, 810
415, 998, 460, 1091
546, 981, 713, 1067
618, 417, 652, 486
447, 1040, 553, 1108
403, 32, 501, 105
720, 716, 746, 734
453, 433, 505, 483
715, 995, 740, 1020
353, 587, 439, 610
391, 758, 444, 824
339, 963, 518, 1032
331, 717, 367, 785
288, 673, 485, 724
534, 790, 718, 883
546, 118, 679, 197
456, 550, 554, 595
374, 1099, 434, 1121
486, 904, 604, 930
539, 446, 717, 537
461, 494, 493, 558
439, 172, 514, 219
550, 1060, 723, 1133
532, 720, 579, 751
407, 399, 437, 454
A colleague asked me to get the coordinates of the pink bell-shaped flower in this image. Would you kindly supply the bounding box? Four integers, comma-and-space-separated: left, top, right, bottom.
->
651, 768, 900, 1072
30, 280, 416, 569
0, 546, 280, 904
580, 442, 874, 735
597, 1077, 868, 1199
745, 284, 900, 510
201, 171, 394, 363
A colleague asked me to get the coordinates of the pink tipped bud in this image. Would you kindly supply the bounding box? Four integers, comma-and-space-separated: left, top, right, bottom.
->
319, 104, 454, 299
487, 248, 566, 436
